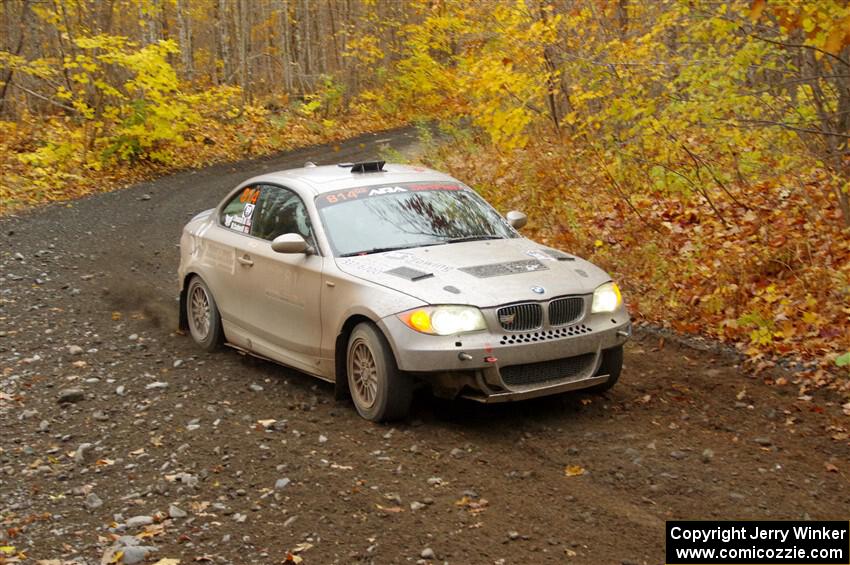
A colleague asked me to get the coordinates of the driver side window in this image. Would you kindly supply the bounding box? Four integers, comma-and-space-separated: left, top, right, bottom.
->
220, 185, 260, 234
251, 185, 314, 244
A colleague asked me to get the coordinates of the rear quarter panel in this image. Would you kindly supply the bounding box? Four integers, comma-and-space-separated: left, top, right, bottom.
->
178, 210, 243, 323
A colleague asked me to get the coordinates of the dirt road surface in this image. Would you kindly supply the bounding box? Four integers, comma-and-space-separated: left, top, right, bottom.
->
2, 128, 848, 564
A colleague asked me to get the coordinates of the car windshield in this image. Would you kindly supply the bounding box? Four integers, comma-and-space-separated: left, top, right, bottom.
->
316, 182, 517, 257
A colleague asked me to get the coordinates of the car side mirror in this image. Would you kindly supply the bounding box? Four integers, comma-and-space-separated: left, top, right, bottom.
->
506, 210, 527, 229
271, 233, 310, 254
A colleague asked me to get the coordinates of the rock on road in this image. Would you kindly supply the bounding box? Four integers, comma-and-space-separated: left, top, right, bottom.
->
1, 128, 848, 564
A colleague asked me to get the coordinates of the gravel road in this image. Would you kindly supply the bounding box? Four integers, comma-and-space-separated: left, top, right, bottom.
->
1, 127, 848, 564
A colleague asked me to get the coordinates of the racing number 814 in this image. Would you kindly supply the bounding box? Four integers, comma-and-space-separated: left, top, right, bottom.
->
240, 188, 260, 204
325, 188, 367, 204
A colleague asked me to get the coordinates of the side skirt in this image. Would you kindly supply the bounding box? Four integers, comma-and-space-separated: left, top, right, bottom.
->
224, 343, 336, 384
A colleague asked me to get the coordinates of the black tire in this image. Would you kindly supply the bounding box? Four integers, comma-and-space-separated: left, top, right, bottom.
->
185, 276, 224, 351
590, 345, 623, 393
346, 322, 412, 422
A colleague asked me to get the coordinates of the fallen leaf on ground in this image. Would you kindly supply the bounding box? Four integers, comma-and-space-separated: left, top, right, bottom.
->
291, 543, 313, 554
138, 524, 165, 539
455, 496, 489, 514
564, 465, 586, 477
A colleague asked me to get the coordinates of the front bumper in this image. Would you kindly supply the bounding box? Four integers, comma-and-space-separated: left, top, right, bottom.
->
465, 373, 612, 403
378, 302, 631, 401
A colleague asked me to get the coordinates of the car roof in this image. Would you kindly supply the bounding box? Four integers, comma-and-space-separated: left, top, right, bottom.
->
245, 163, 461, 195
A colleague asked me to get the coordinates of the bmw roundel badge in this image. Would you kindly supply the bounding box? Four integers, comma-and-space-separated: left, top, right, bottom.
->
531, 286, 545, 294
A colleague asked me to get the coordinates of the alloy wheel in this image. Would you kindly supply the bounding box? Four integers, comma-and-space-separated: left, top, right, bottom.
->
189, 284, 211, 341
349, 339, 378, 408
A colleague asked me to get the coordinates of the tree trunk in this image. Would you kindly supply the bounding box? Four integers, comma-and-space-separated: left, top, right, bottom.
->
176, 0, 194, 80
616, 0, 629, 39
0, 0, 30, 118
216, 0, 232, 84
303, 0, 313, 89
236, 0, 249, 104
294, 0, 306, 93
274, 0, 294, 93
327, 0, 341, 73
140, 0, 162, 45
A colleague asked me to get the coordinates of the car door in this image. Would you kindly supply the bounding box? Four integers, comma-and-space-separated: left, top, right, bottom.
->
201, 183, 263, 333
238, 184, 324, 373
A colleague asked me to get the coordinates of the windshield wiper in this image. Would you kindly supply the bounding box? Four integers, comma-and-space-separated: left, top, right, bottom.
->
339, 242, 442, 257
445, 235, 503, 244
339, 236, 500, 257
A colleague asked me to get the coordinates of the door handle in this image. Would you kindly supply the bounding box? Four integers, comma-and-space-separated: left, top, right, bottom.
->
237, 254, 254, 267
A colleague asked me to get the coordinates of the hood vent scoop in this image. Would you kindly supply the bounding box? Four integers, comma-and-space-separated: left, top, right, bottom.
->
386, 266, 433, 281
544, 249, 576, 261
460, 260, 548, 279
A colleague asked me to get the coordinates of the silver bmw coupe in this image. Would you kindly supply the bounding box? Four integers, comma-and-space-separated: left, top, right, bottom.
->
178, 161, 630, 421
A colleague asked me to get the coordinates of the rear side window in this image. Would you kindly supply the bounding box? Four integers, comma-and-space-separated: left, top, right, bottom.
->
252, 185, 314, 243
220, 186, 260, 234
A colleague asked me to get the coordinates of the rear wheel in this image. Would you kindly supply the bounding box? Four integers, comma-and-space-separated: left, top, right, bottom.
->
590, 345, 623, 393
186, 276, 223, 351
347, 322, 412, 422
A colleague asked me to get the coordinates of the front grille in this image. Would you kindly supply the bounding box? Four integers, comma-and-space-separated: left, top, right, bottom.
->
548, 296, 584, 326
499, 324, 591, 345
497, 303, 542, 331
500, 353, 596, 387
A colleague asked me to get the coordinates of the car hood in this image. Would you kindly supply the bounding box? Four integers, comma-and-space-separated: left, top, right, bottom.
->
333, 238, 611, 308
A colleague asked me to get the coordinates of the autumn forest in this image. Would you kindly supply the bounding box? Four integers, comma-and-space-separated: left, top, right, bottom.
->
1, 0, 849, 396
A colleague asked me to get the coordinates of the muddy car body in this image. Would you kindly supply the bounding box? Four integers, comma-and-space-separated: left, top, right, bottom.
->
178, 161, 630, 421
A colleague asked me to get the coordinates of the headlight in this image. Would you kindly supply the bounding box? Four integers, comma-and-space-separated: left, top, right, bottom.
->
591, 282, 622, 313
399, 306, 487, 335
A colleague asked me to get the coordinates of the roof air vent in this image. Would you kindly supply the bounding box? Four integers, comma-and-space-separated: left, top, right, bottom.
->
304, 161, 317, 168
349, 160, 385, 173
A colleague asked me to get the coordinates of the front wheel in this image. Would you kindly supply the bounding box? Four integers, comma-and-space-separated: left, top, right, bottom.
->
186, 276, 224, 351
590, 345, 623, 393
347, 323, 412, 422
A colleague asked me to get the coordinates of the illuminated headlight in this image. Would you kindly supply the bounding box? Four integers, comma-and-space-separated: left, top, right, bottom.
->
591, 282, 623, 313
399, 306, 487, 335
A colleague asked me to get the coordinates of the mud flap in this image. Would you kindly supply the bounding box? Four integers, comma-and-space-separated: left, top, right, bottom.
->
333, 333, 350, 401
334, 378, 349, 401
178, 288, 188, 332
